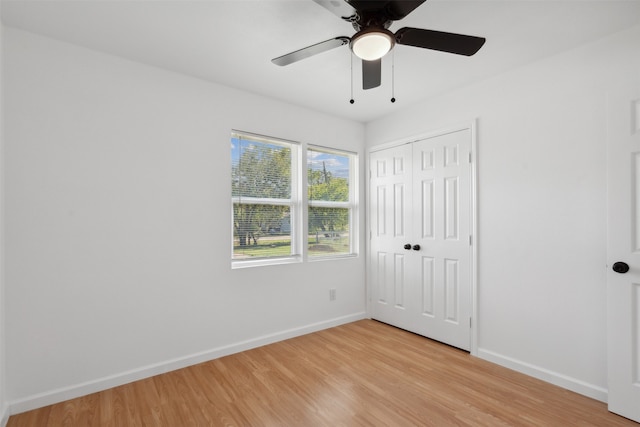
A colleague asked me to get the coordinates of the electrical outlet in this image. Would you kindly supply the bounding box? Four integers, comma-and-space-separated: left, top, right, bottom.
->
329, 288, 337, 301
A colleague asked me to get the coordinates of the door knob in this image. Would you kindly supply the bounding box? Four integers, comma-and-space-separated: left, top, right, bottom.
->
412, 244, 421, 251
404, 244, 411, 250
612, 262, 630, 274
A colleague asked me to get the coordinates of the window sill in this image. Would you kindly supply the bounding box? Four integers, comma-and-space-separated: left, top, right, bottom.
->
231, 256, 302, 269
308, 253, 358, 262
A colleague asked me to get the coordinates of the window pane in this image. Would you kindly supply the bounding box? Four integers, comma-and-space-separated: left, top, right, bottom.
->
308, 207, 350, 256
232, 136, 291, 199
232, 131, 299, 265
233, 204, 292, 259
308, 149, 349, 202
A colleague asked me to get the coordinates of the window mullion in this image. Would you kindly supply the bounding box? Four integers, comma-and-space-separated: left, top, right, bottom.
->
291, 142, 302, 258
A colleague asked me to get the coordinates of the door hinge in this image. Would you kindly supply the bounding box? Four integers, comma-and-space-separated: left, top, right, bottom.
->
469, 235, 472, 245
468, 152, 472, 164
470, 317, 472, 328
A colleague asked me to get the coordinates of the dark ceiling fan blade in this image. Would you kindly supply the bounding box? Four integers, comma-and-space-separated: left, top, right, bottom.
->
313, 0, 358, 20
395, 27, 486, 56
384, 0, 426, 20
346, 0, 385, 12
362, 58, 381, 90
272, 37, 350, 66
345, 1, 425, 20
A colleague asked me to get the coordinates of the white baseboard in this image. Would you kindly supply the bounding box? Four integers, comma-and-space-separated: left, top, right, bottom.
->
9, 312, 367, 415
1, 403, 9, 427
477, 348, 608, 402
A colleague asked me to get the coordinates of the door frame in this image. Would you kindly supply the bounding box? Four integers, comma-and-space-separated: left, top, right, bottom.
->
365, 120, 479, 355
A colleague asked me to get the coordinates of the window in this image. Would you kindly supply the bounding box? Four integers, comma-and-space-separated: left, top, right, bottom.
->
307, 147, 356, 258
231, 132, 300, 262
231, 131, 357, 266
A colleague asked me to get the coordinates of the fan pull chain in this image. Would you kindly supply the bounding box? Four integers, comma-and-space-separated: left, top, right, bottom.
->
349, 52, 355, 104
391, 49, 396, 103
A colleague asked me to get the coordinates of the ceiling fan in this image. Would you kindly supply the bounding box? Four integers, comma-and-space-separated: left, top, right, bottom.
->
272, 0, 486, 90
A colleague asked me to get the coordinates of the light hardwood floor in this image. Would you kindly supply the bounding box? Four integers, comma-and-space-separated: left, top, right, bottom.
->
7, 319, 638, 426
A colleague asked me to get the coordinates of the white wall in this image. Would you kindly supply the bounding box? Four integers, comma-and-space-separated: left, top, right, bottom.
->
366, 24, 640, 401
3, 27, 366, 412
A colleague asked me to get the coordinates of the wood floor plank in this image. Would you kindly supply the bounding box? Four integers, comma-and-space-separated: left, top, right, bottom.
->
7, 320, 638, 426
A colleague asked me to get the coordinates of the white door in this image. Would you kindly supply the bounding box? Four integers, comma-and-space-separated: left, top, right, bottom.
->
370, 129, 473, 351
370, 143, 414, 332
606, 85, 640, 422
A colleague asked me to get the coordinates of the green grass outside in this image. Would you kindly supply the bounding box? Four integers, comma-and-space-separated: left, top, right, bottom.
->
234, 236, 350, 258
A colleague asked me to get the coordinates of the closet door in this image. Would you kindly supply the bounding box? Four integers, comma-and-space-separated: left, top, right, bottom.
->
410, 130, 472, 351
606, 85, 640, 422
370, 129, 473, 351
370, 143, 414, 332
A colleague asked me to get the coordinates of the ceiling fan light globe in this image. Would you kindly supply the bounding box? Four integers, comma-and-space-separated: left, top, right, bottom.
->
351, 30, 395, 61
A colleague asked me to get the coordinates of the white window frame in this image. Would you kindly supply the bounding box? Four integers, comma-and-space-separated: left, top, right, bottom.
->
231, 132, 357, 268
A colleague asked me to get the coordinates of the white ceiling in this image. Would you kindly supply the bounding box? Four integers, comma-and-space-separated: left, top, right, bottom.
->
2, 0, 640, 123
